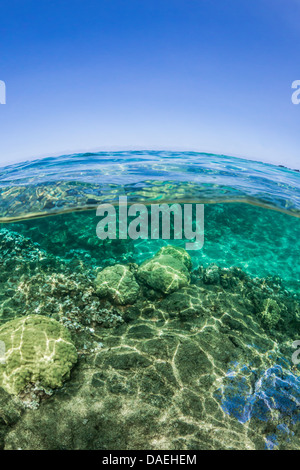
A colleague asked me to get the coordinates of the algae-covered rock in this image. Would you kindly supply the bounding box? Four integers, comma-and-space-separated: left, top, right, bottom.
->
156, 246, 192, 271
137, 247, 191, 294
203, 264, 220, 284
95, 264, 140, 305
0, 315, 77, 395
259, 298, 281, 328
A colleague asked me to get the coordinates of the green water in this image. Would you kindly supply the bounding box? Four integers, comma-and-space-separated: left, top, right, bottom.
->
0, 201, 299, 450
4, 202, 300, 292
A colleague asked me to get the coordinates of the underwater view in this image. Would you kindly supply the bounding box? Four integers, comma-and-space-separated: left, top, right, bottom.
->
0, 150, 299, 450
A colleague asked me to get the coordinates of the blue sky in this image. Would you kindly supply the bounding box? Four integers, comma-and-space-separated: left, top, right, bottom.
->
0, 0, 299, 168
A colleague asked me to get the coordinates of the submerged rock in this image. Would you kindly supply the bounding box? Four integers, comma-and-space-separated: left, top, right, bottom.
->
0, 387, 23, 449
259, 298, 281, 328
203, 264, 220, 284
156, 245, 192, 271
137, 246, 191, 294
0, 315, 77, 395
95, 264, 140, 305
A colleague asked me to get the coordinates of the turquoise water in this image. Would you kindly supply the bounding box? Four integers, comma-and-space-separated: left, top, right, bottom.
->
0, 151, 299, 221
0, 151, 299, 450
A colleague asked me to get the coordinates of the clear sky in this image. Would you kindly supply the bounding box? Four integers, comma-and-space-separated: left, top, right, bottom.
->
0, 0, 299, 168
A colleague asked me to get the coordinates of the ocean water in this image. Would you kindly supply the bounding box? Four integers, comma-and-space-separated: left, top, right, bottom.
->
0, 151, 299, 450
